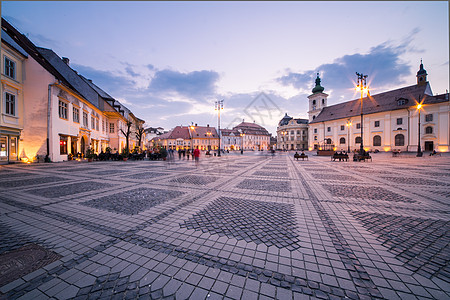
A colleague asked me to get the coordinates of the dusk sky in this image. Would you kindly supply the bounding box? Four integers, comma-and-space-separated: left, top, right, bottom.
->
2, 1, 449, 135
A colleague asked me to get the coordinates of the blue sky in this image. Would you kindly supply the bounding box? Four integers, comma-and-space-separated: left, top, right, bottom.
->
2, 1, 449, 134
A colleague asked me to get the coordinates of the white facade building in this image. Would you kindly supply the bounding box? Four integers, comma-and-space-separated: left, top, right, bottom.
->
308, 63, 449, 153
276, 114, 308, 150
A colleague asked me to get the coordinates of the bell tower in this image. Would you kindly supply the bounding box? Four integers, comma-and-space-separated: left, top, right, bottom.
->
416, 59, 428, 86
308, 73, 328, 122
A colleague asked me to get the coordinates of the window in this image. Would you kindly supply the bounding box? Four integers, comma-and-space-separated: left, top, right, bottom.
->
290, 130, 294, 135
355, 136, 362, 144
425, 114, 433, 122
327, 127, 331, 132
91, 116, 95, 129
313, 115, 316, 120
303, 130, 306, 135
73, 107, 80, 123
4, 57, 15, 79
314, 128, 317, 134
356, 123, 361, 129
326, 138, 332, 144
83, 111, 88, 127
297, 130, 300, 135
59, 100, 68, 119
312, 100, 316, 105
374, 121, 380, 127
60, 136, 68, 154
395, 134, 405, 146
314, 136, 317, 141
322, 99, 325, 104
397, 118, 403, 125
96, 119, 99, 131
373, 135, 381, 146
397, 99, 407, 106
340, 125, 345, 131
109, 123, 115, 133
425, 126, 433, 134
340, 137, 346, 144
5, 92, 15, 116
290, 136, 294, 141
102, 120, 105, 132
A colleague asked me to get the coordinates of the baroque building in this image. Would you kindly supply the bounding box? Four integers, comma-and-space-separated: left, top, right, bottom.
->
276, 114, 308, 150
307, 63, 449, 152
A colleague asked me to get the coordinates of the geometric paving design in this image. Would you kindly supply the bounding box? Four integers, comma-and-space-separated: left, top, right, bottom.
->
26, 182, 116, 198
351, 211, 450, 282
310, 173, 358, 181
323, 184, 415, 202
180, 197, 300, 250
0, 176, 66, 188
236, 179, 291, 192
0, 243, 62, 287
381, 176, 450, 186
253, 171, 289, 177
82, 188, 185, 215
169, 175, 218, 185
124, 172, 168, 180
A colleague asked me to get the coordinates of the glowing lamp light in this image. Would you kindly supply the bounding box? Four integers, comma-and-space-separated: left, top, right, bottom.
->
417, 103, 423, 109
383, 146, 391, 152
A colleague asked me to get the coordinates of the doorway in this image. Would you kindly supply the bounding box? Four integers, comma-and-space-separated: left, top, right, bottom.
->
425, 141, 434, 151
81, 137, 86, 156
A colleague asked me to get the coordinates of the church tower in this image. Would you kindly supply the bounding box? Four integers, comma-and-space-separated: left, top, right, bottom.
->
416, 59, 428, 86
308, 73, 328, 122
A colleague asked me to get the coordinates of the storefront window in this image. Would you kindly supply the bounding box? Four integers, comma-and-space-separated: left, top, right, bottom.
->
10, 137, 17, 160
0, 136, 7, 159
60, 136, 68, 154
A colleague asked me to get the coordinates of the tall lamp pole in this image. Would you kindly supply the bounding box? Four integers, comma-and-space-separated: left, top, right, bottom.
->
356, 72, 368, 154
215, 100, 224, 157
346, 120, 352, 153
416, 103, 423, 157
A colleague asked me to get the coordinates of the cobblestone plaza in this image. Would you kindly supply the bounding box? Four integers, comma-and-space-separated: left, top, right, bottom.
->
0, 152, 449, 299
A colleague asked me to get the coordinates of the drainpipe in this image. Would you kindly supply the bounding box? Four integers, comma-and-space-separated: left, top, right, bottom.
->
406, 107, 410, 152
47, 82, 57, 158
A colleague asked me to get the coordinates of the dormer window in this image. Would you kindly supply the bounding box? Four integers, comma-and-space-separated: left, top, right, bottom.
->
397, 98, 408, 106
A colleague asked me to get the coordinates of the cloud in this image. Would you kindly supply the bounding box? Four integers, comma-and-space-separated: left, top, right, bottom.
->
277, 39, 415, 99
148, 69, 220, 99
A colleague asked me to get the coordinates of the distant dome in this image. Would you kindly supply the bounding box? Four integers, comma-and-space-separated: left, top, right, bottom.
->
279, 113, 293, 126
312, 73, 325, 93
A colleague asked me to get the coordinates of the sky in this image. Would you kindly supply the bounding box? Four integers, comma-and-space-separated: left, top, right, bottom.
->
2, 1, 449, 135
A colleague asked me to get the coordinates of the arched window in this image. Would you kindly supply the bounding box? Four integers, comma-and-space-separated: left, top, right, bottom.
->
313, 115, 316, 120
340, 137, 346, 144
425, 126, 433, 134
312, 100, 316, 105
322, 99, 325, 104
373, 135, 381, 146
355, 136, 362, 144
326, 138, 332, 144
395, 134, 405, 146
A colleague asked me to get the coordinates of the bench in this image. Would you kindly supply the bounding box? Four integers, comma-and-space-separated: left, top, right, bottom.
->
331, 153, 349, 161
392, 149, 401, 157
294, 153, 308, 161
353, 154, 372, 162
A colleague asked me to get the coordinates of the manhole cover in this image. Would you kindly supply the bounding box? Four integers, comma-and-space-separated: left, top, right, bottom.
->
0, 243, 61, 286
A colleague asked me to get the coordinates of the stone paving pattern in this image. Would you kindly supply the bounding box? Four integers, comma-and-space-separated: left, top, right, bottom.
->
0, 151, 449, 299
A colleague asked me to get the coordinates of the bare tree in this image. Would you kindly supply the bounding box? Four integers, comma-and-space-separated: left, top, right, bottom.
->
136, 123, 145, 150
120, 120, 133, 153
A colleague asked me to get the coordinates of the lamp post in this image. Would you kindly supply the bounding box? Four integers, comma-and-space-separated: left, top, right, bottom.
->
416, 103, 423, 157
239, 131, 245, 154
346, 120, 352, 153
215, 100, 224, 157
356, 72, 368, 155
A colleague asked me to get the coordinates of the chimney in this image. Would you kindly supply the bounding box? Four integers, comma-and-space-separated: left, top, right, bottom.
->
62, 57, 70, 66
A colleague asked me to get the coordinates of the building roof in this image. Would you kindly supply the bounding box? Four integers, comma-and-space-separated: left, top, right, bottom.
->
190, 125, 219, 138
37, 47, 100, 107
279, 113, 293, 126
233, 122, 270, 136
1, 29, 28, 58
167, 126, 190, 140
309, 82, 447, 124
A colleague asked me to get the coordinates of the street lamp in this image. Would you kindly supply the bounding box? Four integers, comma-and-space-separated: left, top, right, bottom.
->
215, 100, 224, 157
346, 120, 352, 153
416, 103, 423, 157
239, 131, 245, 154
356, 72, 369, 154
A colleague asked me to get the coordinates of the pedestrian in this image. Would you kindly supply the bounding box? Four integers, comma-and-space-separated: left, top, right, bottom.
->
182, 149, 186, 160
193, 147, 200, 167
186, 149, 190, 160
178, 149, 182, 160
